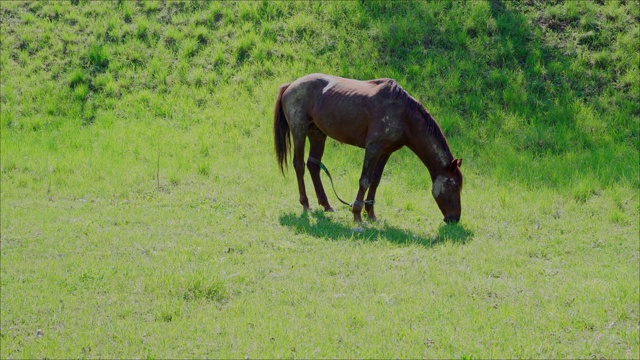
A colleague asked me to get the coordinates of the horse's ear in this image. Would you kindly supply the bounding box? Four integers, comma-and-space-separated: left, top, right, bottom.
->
449, 158, 462, 171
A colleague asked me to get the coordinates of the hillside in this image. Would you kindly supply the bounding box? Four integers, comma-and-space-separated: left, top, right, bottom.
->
1, 1, 638, 191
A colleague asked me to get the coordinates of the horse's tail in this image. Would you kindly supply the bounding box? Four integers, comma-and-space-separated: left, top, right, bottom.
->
274, 83, 291, 175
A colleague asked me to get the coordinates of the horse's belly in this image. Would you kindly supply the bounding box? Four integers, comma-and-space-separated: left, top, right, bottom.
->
312, 115, 368, 148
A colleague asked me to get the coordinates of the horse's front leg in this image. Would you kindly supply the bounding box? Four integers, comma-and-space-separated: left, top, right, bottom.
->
352, 144, 383, 222
365, 153, 391, 221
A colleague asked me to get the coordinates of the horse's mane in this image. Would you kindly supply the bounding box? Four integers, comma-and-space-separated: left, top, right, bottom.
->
388, 81, 452, 155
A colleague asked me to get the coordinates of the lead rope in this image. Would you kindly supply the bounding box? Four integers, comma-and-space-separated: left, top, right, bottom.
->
307, 156, 374, 208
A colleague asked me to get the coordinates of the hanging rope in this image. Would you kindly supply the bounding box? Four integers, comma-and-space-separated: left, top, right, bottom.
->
307, 156, 374, 208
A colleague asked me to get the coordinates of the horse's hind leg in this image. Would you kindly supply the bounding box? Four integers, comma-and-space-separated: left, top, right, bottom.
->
306, 125, 334, 212
291, 123, 310, 210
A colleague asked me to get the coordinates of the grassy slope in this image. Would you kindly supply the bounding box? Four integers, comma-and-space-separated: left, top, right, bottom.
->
1, 0, 638, 190
1, 1, 639, 358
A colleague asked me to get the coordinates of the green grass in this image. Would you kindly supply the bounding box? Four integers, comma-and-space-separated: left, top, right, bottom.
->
1, 1, 639, 358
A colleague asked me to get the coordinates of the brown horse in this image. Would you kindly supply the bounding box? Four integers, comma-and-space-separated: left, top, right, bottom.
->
274, 73, 463, 224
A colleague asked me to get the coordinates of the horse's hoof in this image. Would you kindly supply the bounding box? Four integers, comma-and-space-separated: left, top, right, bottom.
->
368, 216, 378, 222
324, 207, 335, 212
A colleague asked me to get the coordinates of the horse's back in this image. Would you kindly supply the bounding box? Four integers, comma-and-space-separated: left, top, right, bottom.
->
284, 73, 398, 99
311, 75, 406, 121
281, 74, 409, 147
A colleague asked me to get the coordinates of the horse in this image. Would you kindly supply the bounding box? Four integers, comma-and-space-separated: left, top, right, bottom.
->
273, 73, 463, 224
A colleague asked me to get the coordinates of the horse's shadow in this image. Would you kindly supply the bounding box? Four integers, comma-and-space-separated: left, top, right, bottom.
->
278, 211, 473, 248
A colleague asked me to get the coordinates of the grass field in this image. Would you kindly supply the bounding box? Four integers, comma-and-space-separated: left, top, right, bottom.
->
1, 1, 639, 358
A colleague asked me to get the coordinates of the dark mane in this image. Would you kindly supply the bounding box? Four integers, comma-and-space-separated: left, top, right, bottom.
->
389, 81, 452, 158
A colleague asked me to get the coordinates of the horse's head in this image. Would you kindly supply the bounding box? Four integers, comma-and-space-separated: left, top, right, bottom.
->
432, 159, 463, 224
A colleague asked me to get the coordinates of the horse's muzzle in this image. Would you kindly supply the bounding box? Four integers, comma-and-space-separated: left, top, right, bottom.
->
444, 215, 460, 224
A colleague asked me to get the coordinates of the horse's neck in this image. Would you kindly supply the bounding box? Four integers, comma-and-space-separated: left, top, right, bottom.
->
406, 117, 453, 181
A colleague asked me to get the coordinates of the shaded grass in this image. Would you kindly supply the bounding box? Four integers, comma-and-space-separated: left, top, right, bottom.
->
279, 210, 473, 248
